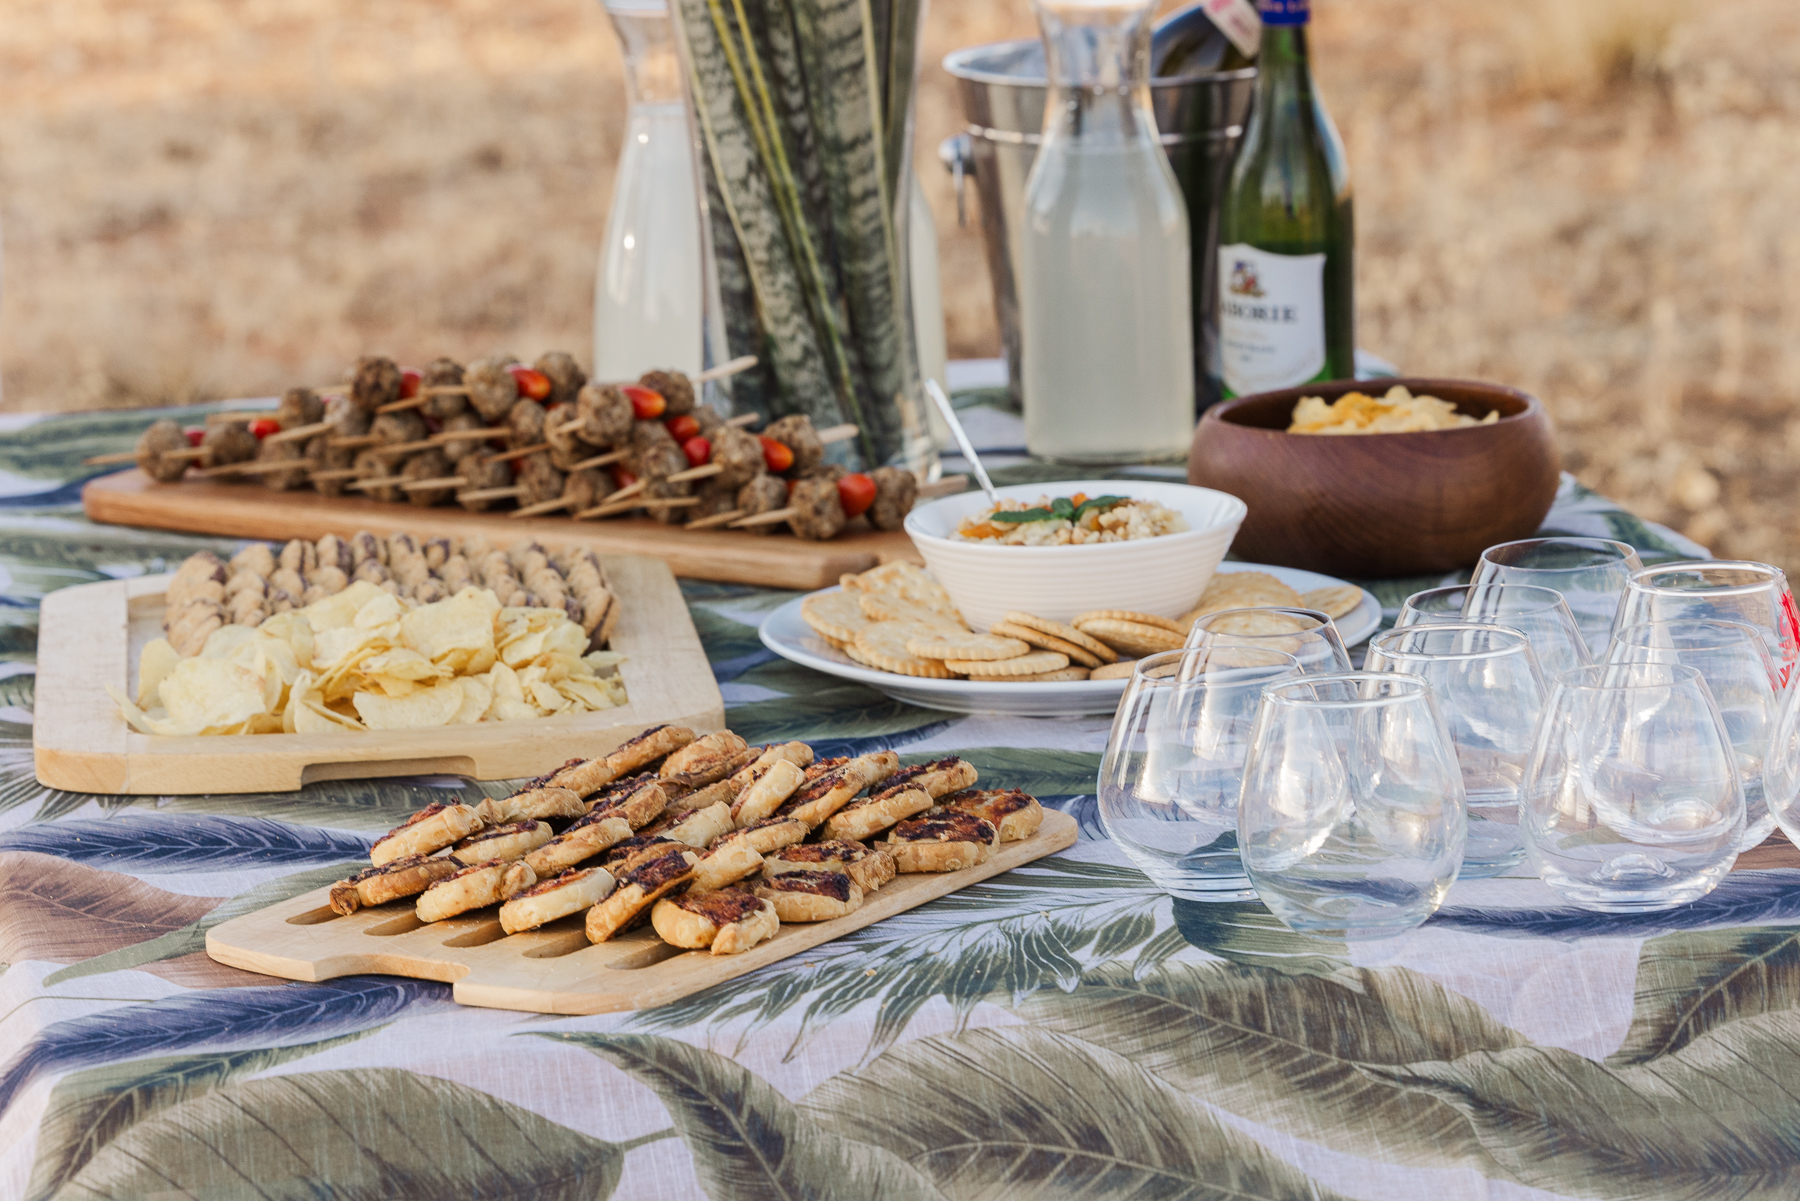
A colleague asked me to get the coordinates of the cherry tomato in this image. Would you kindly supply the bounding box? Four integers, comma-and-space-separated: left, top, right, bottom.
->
399, 368, 423, 399
665, 414, 701, 442
681, 436, 712, 469
507, 364, 553, 401
184, 428, 205, 447
611, 466, 639, 490
759, 435, 795, 474
837, 472, 877, 519
786, 477, 798, 498
248, 417, 282, 439
622, 384, 666, 420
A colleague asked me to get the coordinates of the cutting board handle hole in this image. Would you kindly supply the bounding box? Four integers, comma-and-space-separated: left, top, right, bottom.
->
522, 931, 593, 959
607, 941, 685, 970
286, 906, 340, 926
365, 913, 427, 937
442, 921, 507, 948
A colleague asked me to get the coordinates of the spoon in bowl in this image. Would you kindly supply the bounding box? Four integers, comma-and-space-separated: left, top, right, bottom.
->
925, 379, 1000, 507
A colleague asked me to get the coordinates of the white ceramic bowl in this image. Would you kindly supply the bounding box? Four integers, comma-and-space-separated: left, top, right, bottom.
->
903, 479, 1248, 630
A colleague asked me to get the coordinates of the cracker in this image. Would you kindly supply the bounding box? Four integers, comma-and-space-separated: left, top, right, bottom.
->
842, 562, 961, 619
1078, 619, 1184, 657
989, 620, 1103, 668
1197, 608, 1308, 637
906, 629, 1030, 661
854, 622, 956, 678
802, 590, 872, 643
944, 650, 1068, 676
859, 591, 968, 629
1002, 612, 1119, 663
963, 666, 1091, 682
1303, 585, 1365, 620
1185, 571, 1305, 622
1073, 610, 1184, 634
1090, 659, 1140, 680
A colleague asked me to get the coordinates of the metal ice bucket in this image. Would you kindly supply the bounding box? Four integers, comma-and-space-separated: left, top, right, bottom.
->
941, 40, 1255, 412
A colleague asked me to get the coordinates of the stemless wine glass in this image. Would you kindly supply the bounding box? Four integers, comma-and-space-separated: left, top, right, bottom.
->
1471, 537, 1644, 655
1396, 583, 1590, 678
1612, 561, 1800, 688
1364, 623, 1546, 877
1606, 619, 1779, 850
1238, 673, 1466, 938
1764, 679, 1800, 847
1521, 662, 1743, 912
1098, 647, 1303, 900
1184, 606, 1352, 675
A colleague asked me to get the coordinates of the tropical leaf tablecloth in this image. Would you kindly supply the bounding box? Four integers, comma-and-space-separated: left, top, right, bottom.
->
9, 399, 1798, 1201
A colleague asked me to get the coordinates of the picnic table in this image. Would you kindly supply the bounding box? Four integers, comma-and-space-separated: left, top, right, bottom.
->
6, 386, 1794, 1201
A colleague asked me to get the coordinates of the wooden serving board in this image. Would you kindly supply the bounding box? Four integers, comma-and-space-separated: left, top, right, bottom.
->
33, 555, 725, 794
205, 811, 1076, 1014
83, 469, 923, 591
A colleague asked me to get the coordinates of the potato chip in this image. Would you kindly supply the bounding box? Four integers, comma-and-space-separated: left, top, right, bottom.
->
489, 697, 544, 722
353, 679, 465, 730
454, 674, 492, 724
488, 661, 524, 702
136, 637, 181, 707
294, 696, 365, 733
314, 624, 388, 672
199, 624, 260, 660
354, 591, 404, 630
258, 611, 314, 668
158, 658, 269, 730
302, 580, 383, 631
401, 591, 496, 665
363, 648, 447, 682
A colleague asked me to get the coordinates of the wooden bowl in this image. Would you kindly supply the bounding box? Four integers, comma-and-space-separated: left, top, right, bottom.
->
1187, 377, 1562, 578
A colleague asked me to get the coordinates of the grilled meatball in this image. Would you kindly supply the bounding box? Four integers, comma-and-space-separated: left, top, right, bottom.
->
436, 411, 490, 464
276, 387, 325, 429
202, 421, 258, 467
563, 468, 613, 514
638, 369, 695, 417
736, 473, 788, 537
421, 357, 469, 421
516, 452, 565, 507
692, 406, 725, 436
868, 465, 917, 531
258, 437, 310, 491
709, 425, 766, 490
326, 395, 372, 439
465, 355, 520, 422
763, 415, 823, 474
575, 382, 633, 447
402, 448, 457, 506
691, 478, 740, 521
353, 449, 401, 504
788, 476, 845, 541
372, 409, 427, 447
136, 419, 191, 482
535, 352, 587, 407
545, 401, 596, 467
458, 455, 514, 512
508, 398, 546, 447
351, 356, 404, 413
305, 433, 355, 497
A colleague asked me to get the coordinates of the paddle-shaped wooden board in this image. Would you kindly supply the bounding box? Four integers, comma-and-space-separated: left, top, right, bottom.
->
205, 810, 1077, 1014
82, 468, 923, 590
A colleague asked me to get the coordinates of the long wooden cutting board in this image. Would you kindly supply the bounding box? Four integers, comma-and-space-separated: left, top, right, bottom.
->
83, 468, 922, 590
33, 554, 725, 794
204, 810, 1076, 1014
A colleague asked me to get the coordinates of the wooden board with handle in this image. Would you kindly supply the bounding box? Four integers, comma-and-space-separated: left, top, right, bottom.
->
33, 554, 725, 794
204, 810, 1075, 1014
83, 468, 924, 591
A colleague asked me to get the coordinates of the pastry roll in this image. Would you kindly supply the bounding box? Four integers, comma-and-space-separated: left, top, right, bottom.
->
652, 887, 778, 954
499, 866, 616, 934
417, 858, 537, 922
371, 802, 484, 866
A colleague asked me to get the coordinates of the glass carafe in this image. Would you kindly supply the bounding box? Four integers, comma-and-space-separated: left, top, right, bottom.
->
1020, 0, 1195, 464
593, 0, 704, 380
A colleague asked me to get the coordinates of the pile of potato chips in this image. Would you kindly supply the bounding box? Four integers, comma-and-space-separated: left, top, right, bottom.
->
110, 579, 628, 736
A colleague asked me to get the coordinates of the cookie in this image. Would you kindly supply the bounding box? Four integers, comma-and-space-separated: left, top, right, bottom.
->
1075, 618, 1184, 657
944, 650, 1069, 676
1090, 659, 1140, 680
963, 666, 1091, 682
905, 628, 1030, 661
853, 622, 956, 678
1072, 610, 1184, 635
1002, 612, 1119, 664
802, 589, 872, 643
989, 620, 1103, 668
1303, 585, 1365, 620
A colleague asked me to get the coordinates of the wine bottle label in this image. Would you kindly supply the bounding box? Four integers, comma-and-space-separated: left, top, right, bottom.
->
1258, 0, 1309, 26
1203, 0, 1262, 58
1218, 244, 1327, 395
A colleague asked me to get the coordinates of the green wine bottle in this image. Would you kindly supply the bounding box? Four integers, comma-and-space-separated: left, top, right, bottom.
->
1216, 0, 1353, 399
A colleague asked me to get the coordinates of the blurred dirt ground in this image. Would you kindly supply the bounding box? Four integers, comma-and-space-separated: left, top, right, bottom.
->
0, 0, 1795, 568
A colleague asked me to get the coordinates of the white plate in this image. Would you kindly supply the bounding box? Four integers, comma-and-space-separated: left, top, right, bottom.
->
758, 563, 1383, 716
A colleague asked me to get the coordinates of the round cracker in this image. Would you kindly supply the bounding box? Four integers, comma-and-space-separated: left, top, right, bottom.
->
963, 666, 1091, 682
944, 650, 1068, 676
842, 562, 961, 619
854, 621, 955, 678
1078, 618, 1184, 657
906, 629, 1030, 661
859, 591, 967, 630
802, 590, 872, 643
989, 620, 1103, 668
1089, 659, 1140, 680
1002, 611, 1119, 663
1072, 609, 1184, 634
1196, 608, 1309, 637
1302, 585, 1365, 620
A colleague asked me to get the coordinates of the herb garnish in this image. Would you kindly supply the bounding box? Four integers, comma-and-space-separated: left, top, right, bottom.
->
989, 495, 1127, 524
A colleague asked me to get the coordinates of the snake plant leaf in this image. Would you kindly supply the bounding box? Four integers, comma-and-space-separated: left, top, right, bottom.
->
1020, 960, 1529, 1174
1366, 1008, 1800, 1201
547, 1032, 946, 1200
50, 1067, 625, 1201
1608, 927, 1800, 1065
802, 1025, 1354, 1200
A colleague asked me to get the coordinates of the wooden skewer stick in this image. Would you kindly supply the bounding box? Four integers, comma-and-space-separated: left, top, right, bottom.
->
266, 420, 333, 445
917, 473, 969, 500
426, 428, 503, 448
724, 412, 759, 429
509, 495, 578, 519
303, 384, 350, 395
373, 437, 444, 457
374, 396, 426, 415
328, 434, 382, 451
729, 507, 798, 529
205, 410, 268, 424
456, 485, 526, 503
308, 468, 363, 482
685, 508, 747, 530
483, 442, 549, 464
817, 423, 858, 445
569, 449, 629, 471
554, 418, 586, 437
574, 480, 647, 517
83, 451, 141, 466
347, 477, 404, 491
584, 495, 700, 520
665, 462, 723, 484
207, 458, 315, 476
159, 446, 214, 462
192, 461, 260, 479
695, 354, 758, 383
402, 476, 470, 492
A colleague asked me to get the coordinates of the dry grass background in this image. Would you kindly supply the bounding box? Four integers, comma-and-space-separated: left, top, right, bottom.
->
0, 0, 1794, 567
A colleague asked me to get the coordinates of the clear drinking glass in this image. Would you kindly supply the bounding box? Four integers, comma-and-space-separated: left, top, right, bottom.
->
1521, 662, 1743, 912
1098, 647, 1303, 900
1364, 624, 1546, 877
1184, 606, 1352, 674
1612, 561, 1800, 689
1396, 583, 1590, 679
1764, 679, 1800, 847
1238, 673, 1467, 938
1606, 619, 1779, 850
1471, 537, 1644, 656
